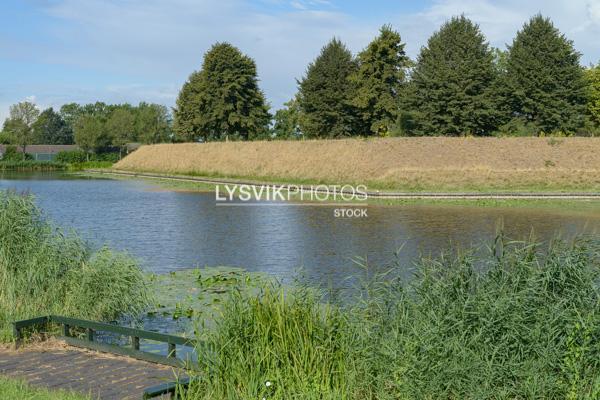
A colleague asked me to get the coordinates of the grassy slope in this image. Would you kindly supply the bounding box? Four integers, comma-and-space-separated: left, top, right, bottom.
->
114, 137, 600, 192
0, 376, 89, 400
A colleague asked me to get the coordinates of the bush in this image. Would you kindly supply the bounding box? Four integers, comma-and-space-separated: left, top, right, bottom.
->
0, 191, 150, 340
0, 145, 33, 161
56, 150, 120, 164
55, 150, 87, 164
186, 235, 600, 399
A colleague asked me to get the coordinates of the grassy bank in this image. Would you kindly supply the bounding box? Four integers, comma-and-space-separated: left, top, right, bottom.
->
183, 235, 600, 399
115, 138, 600, 192
0, 191, 150, 341
0, 377, 89, 400
0, 160, 67, 171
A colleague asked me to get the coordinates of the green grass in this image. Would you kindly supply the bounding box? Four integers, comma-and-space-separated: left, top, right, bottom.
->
183, 235, 600, 399
67, 161, 114, 171
0, 160, 67, 171
0, 377, 89, 400
0, 190, 150, 341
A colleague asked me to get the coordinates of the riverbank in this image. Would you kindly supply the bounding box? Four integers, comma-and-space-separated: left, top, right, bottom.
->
114, 137, 600, 192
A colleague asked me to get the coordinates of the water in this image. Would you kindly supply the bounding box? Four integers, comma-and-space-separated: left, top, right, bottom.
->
2, 171, 600, 288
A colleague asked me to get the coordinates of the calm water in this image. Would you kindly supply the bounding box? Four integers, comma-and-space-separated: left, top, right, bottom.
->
2, 171, 600, 288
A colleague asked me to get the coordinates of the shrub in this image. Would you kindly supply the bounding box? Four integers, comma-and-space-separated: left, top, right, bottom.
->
55, 150, 87, 164
0, 145, 33, 161
56, 150, 120, 164
0, 191, 150, 340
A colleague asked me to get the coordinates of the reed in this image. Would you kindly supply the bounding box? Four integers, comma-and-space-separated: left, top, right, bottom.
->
185, 235, 600, 399
0, 191, 150, 341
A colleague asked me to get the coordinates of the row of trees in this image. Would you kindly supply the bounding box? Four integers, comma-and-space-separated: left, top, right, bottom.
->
175, 14, 600, 140
1, 101, 172, 156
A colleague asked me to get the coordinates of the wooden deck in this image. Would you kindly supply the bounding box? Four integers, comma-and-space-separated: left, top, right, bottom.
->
0, 344, 182, 399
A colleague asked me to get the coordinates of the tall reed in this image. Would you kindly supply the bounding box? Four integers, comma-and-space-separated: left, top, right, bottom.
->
186, 236, 600, 399
0, 191, 150, 341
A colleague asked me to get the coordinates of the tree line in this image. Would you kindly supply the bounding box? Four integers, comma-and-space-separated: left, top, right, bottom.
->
3, 14, 600, 150
1, 101, 171, 157
176, 14, 600, 140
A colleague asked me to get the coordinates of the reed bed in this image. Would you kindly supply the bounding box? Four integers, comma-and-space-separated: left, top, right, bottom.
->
186, 235, 600, 399
0, 191, 150, 341
115, 137, 600, 191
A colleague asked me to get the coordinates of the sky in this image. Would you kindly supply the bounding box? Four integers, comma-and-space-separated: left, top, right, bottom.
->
1, 0, 600, 123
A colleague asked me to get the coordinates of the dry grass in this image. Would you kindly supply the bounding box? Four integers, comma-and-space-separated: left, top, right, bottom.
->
115, 137, 600, 191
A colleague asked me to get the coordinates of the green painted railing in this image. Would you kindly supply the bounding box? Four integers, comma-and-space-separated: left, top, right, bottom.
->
12, 315, 197, 368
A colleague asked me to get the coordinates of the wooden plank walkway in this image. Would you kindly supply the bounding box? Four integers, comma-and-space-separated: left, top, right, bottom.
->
0, 343, 183, 399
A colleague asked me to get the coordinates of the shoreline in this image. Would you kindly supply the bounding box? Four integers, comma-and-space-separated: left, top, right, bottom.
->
85, 169, 600, 201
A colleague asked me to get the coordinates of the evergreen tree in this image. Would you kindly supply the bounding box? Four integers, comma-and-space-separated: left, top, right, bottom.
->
350, 25, 410, 136
173, 43, 271, 141
297, 38, 358, 138
408, 16, 500, 136
503, 15, 587, 134
33, 108, 73, 145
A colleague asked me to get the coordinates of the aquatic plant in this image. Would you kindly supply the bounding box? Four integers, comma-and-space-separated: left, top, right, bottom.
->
185, 235, 600, 399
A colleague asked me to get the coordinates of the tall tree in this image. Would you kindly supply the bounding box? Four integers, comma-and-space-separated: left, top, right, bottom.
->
586, 64, 600, 126
297, 38, 358, 138
173, 43, 271, 141
32, 108, 73, 145
272, 98, 302, 139
73, 115, 110, 159
408, 16, 500, 136
106, 107, 136, 157
3, 102, 40, 159
503, 15, 587, 134
350, 25, 410, 136
135, 103, 171, 144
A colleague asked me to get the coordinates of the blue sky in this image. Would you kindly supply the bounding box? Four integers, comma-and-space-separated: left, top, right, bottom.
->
1, 0, 599, 122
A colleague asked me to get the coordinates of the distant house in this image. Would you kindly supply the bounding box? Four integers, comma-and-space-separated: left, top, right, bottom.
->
0, 145, 80, 161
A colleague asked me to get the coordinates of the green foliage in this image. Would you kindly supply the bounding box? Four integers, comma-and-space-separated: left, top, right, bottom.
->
32, 107, 74, 145
0, 160, 65, 172
502, 15, 588, 134
106, 107, 135, 149
0, 192, 150, 340
55, 150, 119, 164
0, 145, 33, 161
0, 131, 14, 144
586, 64, 600, 127
185, 236, 600, 399
173, 42, 271, 141
73, 114, 110, 155
297, 38, 359, 138
407, 16, 500, 136
272, 98, 302, 139
3, 101, 40, 152
135, 102, 171, 144
350, 25, 410, 136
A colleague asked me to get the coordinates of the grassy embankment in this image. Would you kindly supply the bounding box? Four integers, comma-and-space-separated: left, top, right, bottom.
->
0, 160, 113, 172
0, 191, 149, 341
114, 137, 600, 193
182, 235, 600, 399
